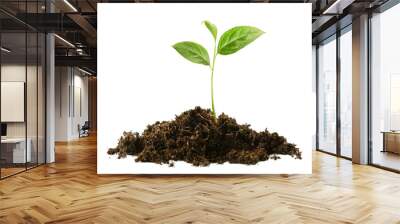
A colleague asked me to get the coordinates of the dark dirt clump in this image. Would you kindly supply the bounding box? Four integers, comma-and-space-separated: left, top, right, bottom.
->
108, 107, 301, 166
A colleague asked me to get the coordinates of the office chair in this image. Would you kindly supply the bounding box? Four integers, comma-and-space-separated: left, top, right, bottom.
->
79, 121, 90, 138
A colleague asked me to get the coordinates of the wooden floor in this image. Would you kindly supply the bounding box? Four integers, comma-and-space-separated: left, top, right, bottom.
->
1, 167, 26, 178
373, 150, 400, 171
1, 135, 400, 224
1, 163, 42, 178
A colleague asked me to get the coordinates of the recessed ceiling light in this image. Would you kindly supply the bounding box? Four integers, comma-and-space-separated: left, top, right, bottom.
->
78, 67, 93, 76
63, 0, 78, 12
54, 34, 75, 48
323, 0, 354, 15
1, 47, 11, 53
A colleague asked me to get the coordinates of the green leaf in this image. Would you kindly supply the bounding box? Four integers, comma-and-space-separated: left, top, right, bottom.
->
218, 26, 264, 55
172, 41, 210, 66
203, 20, 217, 40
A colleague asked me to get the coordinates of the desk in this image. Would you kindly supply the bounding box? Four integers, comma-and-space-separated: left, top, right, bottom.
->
1, 138, 31, 163
381, 131, 400, 154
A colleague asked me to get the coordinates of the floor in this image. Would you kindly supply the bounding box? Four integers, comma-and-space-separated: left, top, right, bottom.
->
0, 135, 400, 223
372, 150, 400, 171
0, 167, 25, 178
1, 163, 42, 178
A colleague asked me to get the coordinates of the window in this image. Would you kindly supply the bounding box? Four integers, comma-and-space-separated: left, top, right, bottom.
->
318, 36, 337, 154
339, 28, 352, 158
371, 3, 400, 171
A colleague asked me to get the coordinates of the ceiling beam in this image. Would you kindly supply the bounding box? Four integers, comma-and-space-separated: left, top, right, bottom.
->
55, 55, 96, 69
68, 13, 97, 46
323, 0, 356, 14
312, 15, 335, 33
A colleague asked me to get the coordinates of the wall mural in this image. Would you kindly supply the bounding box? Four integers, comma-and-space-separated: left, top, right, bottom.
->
98, 3, 312, 174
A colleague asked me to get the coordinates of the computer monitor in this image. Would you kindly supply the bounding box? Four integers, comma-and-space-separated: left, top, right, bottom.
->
1, 123, 7, 137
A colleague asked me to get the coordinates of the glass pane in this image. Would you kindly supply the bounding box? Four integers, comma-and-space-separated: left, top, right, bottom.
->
0, 1, 46, 178
1, 31, 27, 177
38, 33, 45, 165
26, 0, 39, 169
340, 29, 352, 158
318, 37, 337, 154
27, 31, 38, 169
371, 4, 400, 171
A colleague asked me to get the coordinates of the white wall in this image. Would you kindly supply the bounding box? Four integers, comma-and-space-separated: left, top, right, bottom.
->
55, 67, 89, 141
72, 72, 89, 138
1, 65, 26, 138
55, 66, 70, 141
1, 65, 41, 137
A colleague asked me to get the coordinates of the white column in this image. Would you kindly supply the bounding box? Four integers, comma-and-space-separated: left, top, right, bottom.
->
45, 0, 56, 163
46, 32, 55, 163
352, 14, 369, 164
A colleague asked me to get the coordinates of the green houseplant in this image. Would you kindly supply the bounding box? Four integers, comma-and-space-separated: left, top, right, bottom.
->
172, 20, 264, 119
108, 21, 303, 166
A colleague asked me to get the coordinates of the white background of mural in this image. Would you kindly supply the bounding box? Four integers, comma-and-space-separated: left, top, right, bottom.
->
98, 3, 313, 174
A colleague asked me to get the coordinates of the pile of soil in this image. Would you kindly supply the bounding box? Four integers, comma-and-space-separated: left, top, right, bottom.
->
108, 107, 301, 166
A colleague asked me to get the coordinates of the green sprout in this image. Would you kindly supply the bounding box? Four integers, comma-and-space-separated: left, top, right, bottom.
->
172, 20, 264, 119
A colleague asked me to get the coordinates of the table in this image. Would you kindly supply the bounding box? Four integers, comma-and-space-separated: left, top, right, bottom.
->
381, 131, 400, 154
1, 138, 31, 163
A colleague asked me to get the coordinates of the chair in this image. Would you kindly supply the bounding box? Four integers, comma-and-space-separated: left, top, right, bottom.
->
79, 121, 90, 138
